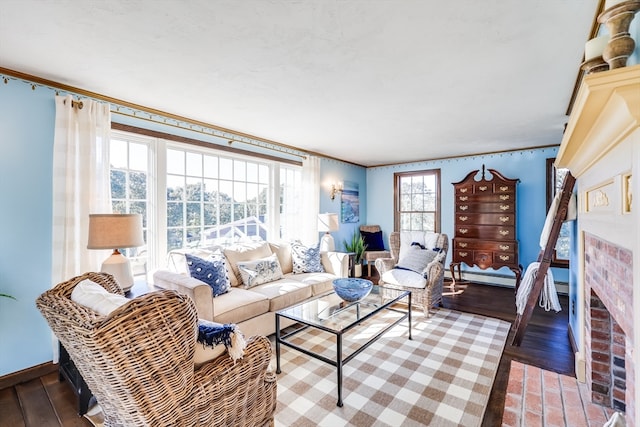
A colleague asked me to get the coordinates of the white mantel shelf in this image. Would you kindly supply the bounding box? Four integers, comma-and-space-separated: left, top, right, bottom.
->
556, 64, 640, 175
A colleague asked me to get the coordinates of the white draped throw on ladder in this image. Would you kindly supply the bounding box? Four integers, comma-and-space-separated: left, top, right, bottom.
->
515, 262, 562, 315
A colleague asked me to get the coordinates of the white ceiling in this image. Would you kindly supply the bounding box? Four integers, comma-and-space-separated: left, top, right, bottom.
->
1, 0, 598, 166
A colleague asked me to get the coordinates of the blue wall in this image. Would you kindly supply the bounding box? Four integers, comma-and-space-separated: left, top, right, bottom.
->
366, 148, 569, 284
319, 158, 367, 251
0, 73, 565, 377
0, 77, 368, 376
0, 79, 56, 375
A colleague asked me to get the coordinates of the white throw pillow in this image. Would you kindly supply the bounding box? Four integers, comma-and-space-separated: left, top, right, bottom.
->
398, 231, 439, 261
237, 253, 284, 288
71, 279, 128, 316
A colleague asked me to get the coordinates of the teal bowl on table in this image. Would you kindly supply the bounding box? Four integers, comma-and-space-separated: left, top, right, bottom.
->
332, 278, 373, 302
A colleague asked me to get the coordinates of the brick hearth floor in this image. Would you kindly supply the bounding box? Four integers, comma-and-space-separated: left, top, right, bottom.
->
502, 361, 617, 426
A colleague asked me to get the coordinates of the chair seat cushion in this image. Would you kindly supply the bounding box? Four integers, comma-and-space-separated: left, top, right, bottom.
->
381, 269, 427, 289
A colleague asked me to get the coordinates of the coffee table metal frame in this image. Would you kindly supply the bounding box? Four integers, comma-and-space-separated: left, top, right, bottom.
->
275, 286, 412, 407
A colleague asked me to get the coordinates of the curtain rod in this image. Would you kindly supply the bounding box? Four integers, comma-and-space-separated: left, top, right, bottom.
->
63, 98, 83, 109
0, 67, 309, 160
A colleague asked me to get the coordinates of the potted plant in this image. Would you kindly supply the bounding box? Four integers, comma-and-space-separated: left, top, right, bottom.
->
344, 232, 367, 277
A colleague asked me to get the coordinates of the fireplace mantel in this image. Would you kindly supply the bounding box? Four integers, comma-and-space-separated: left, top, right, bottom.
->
555, 64, 639, 426
556, 64, 639, 176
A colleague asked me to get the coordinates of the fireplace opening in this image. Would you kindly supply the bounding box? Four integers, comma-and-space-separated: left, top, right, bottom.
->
589, 290, 626, 412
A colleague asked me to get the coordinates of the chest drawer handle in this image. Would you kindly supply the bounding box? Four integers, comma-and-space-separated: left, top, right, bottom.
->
459, 252, 468, 257
500, 205, 510, 211
460, 205, 468, 211
499, 230, 510, 236
459, 196, 468, 201
459, 216, 468, 221
499, 245, 510, 250
499, 186, 509, 192
459, 228, 469, 234
500, 195, 510, 200
499, 255, 510, 261
460, 188, 468, 193
479, 186, 488, 191
459, 242, 468, 248
499, 216, 510, 223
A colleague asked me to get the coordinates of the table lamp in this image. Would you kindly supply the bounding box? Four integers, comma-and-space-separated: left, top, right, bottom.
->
318, 213, 339, 252
87, 213, 145, 291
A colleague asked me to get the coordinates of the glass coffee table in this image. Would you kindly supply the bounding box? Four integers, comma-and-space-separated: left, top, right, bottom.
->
275, 284, 411, 407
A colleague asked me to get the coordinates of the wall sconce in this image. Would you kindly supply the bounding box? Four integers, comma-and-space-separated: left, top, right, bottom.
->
330, 182, 343, 200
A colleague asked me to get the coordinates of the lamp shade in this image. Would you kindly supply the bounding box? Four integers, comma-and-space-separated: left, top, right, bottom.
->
87, 214, 145, 249
318, 213, 339, 233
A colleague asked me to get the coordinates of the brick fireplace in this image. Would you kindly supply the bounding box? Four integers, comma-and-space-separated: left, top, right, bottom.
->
556, 65, 639, 427
584, 233, 633, 416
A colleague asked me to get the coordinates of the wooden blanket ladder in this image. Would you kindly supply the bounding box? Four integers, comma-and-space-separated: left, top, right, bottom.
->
511, 172, 576, 346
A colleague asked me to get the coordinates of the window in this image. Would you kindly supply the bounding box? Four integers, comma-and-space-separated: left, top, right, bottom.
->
110, 128, 303, 275
394, 169, 441, 232
166, 147, 271, 250
109, 136, 151, 277
546, 158, 570, 267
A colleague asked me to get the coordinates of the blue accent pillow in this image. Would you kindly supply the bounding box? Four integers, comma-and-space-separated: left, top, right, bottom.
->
291, 241, 325, 274
185, 253, 231, 297
361, 230, 385, 251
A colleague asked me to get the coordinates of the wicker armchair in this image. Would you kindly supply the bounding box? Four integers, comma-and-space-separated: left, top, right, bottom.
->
375, 232, 449, 316
36, 272, 277, 427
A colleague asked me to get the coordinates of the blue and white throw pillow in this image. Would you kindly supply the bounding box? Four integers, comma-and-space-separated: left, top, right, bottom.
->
396, 245, 437, 274
237, 254, 284, 288
185, 253, 231, 297
291, 241, 324, 274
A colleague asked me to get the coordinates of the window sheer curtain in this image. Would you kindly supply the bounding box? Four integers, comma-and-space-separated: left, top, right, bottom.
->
300, 155, 320, 246
51, 95, 112, 287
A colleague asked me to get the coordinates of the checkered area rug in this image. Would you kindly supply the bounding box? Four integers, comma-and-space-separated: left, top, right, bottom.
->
272, 308, 510, 427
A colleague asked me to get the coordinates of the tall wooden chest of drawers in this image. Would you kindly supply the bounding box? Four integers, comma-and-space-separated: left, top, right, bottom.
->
450, 166, 522, 287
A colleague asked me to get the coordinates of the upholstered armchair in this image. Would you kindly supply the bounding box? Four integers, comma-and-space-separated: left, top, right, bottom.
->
375, 232, 449, 316
36, 272, 277, 427
359, 225, 391, 277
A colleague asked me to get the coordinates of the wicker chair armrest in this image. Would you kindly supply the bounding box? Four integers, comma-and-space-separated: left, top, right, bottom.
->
375, 258, 396, 275
421, 259, 444, 284
191, 335, 277, 425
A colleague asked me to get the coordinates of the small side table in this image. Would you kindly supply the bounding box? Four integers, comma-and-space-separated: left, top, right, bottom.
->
59, 278, 152, 415
58, 343, 93, 415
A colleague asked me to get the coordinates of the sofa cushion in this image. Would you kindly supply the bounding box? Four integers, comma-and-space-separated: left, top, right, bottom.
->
237, 254, 284, 288
249, 278, 313, 312
381, 269, 427, 289
223, 242, 273, 287
287, 272, 338, 296
291, 241, 324, 273
185, 253, 231, 297
268, 241, 293, 274
211, 287, 270, 324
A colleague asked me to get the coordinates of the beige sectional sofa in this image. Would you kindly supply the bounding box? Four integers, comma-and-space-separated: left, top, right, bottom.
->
153, 240, 350, 339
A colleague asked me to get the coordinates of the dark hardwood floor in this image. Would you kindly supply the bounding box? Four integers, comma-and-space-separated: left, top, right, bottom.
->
0, 278, 573, 427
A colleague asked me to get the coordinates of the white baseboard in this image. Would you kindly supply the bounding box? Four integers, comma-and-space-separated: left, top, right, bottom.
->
444, 271, 569, 295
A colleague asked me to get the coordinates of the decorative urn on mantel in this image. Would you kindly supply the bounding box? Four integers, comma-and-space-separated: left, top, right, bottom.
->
555, 64, 639, 427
